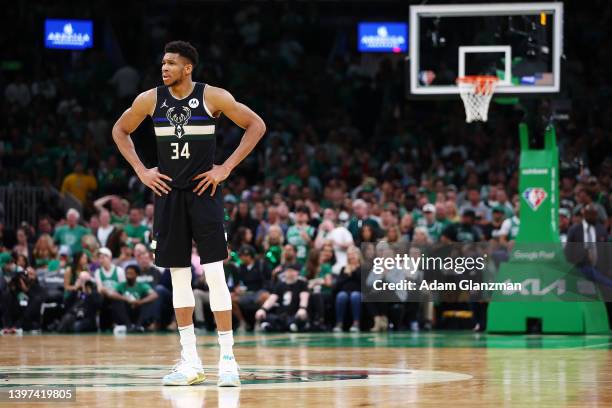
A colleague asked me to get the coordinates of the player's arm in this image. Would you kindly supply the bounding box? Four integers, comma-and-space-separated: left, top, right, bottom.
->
112, 90, 172, 196
193, 86, 266, 196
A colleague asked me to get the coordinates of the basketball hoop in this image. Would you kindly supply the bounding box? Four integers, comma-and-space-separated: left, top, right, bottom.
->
457, 75, 499, 123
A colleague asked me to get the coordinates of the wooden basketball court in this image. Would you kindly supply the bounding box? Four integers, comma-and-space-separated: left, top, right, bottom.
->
1, 332, 611, 407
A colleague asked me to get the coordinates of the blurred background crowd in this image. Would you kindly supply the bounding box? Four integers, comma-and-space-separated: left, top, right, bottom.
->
0, 1, 610, 335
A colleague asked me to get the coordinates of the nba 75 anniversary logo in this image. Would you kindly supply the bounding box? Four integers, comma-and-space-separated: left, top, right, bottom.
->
166, 106, 191, 138
522, 187, 547, 211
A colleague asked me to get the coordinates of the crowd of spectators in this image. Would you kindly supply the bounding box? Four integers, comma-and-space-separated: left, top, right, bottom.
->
0, 2, 611, 334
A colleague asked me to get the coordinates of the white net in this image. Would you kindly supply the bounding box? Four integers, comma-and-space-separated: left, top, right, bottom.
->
457, 76, 498, 123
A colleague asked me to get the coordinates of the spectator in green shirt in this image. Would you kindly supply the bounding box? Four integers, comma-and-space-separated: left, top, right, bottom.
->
124, 208, 149, 246
263, 225, 284, 269
286, 206, 314, 265
302, 247, 334, 330
111, 199, 130, 227
434, 202, 453, 231
108, 264, 158, 332
94, 195, 129, 228
53, 208, 91, 256
0, 252, 14, 272
417, 204, 444, 243
32, 234, 60, 270
347, 199, 380, 242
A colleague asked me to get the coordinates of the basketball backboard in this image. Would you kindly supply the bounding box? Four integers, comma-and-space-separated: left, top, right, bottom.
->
409, 2, 563, 95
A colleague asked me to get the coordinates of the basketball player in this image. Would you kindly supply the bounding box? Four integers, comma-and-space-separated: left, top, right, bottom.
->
112, 41, 265, 386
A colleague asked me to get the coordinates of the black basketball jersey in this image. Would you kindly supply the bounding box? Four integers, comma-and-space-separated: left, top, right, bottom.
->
151, 82, 217, 189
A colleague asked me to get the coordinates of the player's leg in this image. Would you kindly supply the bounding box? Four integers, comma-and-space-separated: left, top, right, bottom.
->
202, 260, 240, 387
162, 267, 206, 386
190, 188, 240, 387
192, 191, 240, 386
193, 289, 209, 328
172, 276, 197, 360
154, 191, 206, 386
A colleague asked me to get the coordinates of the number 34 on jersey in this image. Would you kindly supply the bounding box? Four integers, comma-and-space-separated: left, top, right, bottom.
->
170, 142, 190, 159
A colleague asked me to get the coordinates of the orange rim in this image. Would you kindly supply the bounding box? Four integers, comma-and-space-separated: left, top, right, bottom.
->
457, 75, 499, 95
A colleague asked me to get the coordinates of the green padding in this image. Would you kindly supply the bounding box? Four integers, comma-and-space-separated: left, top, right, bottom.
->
486, 124, 609, 334
487, 259, 609, 333
487, 301, 609, 334
493, 96, 519, 105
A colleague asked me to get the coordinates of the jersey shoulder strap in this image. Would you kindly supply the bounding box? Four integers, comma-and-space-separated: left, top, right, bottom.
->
201, 83, 216, 118
153, 86, 172, 118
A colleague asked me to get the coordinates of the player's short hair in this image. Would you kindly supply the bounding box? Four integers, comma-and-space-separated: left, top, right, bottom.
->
164, 40, 199, 67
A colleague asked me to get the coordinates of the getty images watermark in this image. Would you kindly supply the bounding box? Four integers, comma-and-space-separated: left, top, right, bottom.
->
360, 242, 612, 303
369, 251, 515, 292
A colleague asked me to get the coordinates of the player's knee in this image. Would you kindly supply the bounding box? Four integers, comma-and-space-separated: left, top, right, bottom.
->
170, 267, 195, 308
202, 261, 231, 311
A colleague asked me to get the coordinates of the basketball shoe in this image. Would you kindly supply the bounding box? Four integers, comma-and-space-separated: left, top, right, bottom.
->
217, 354, 240, 387
162, 352, 206, 386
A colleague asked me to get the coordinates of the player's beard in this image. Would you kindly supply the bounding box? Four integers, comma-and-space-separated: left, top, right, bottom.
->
168, 72, 184, 88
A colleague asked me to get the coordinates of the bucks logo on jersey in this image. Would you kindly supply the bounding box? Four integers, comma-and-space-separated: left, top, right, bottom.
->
152, 83, 218, 188
166, 106, 192, 138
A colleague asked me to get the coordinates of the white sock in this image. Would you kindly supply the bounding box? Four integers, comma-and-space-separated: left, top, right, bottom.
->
218, 330, 234, 357
178, 324, 199, 364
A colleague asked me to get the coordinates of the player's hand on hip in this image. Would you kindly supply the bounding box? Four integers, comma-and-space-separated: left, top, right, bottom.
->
137, 167, 172, 196
193, 164, 230, 196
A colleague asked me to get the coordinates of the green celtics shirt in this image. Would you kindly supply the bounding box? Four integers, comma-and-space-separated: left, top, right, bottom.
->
265, 245, 282, 268
286, 224, 314, 264
53, 224, 91, 255
111, 213, 128, 228
95, 265, 125, 291
431, 218, 452, 242
426, 221, 445, 242
416, 217, 445, 242
114, 281, 152, 301
500, 216, 520, 241
124, 223, 149, 244
301, 262, 333, 294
